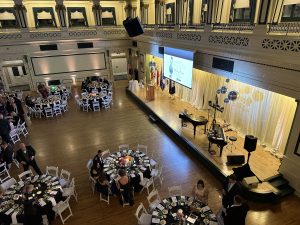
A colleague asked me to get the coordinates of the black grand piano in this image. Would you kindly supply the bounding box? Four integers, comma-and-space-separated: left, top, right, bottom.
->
208, 123, 227, 156
179, 112, 208, 137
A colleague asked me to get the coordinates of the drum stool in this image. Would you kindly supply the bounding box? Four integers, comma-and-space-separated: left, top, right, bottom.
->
226, 136, 237, 152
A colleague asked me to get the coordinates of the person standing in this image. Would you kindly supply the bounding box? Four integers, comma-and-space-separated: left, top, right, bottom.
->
193, 179, 209, 205
0, 113, 11, 142
222, 174, 241, 209
0, 140, 13, 169
16, 143, 42, 175
224, 195, 249, 225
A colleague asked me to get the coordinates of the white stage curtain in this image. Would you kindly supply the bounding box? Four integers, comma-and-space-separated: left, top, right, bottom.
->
174, 69, 297, 155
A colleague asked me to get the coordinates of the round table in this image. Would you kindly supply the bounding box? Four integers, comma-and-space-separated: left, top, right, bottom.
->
151, 196, 218, 225
103, 149, 151, 191
0, 174, 63, 224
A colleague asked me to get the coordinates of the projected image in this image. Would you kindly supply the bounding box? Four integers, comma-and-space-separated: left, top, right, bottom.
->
163, 53, 193, 88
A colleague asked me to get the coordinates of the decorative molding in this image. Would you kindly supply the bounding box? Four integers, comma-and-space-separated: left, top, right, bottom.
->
103, 30, 127, 35
262, 39, 300, 53
0, 33, 22, 40
177, 33, 201, 42
208, 35, 249, 47
156, 31, 172, 38
68, 30, 97, 37
30, 32, 61, 39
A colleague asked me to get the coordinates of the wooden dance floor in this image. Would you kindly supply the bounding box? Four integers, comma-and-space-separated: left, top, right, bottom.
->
131, 86, 281, 193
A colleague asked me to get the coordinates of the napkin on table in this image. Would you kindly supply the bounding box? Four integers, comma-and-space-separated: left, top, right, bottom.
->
151, 218, 160, 223
11, 211, 18, 224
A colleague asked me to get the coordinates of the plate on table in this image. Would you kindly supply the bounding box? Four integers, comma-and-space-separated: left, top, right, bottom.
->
159, 220, 166, 225
162, 209, 168, 215
37, 191, 42, 195
171, 202, 177, 207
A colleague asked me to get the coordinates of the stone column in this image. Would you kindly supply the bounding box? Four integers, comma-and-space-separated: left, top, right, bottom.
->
55, 0, 67, 28
132, 7, 137, 17
92, 0, 102, 26
13, 0, 28, 29
175, 0, 184, 25
144, 4, 149, 24
155, 0, 160, 24
125, 1, 133, 18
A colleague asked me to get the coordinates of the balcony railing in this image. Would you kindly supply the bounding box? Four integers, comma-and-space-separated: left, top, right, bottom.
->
212, 22, 255, 33
268, 22, 300, 35
179, 24, 205, 30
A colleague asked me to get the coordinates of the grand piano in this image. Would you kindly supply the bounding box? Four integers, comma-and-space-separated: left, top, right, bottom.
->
208, 123, 227, 156
179, 112, 208, 137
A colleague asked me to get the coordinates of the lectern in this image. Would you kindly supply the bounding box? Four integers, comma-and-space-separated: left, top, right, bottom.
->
146, 84, 155, 101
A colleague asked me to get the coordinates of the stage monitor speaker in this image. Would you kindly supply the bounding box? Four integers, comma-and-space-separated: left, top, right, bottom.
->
227, 155, 245, 165
244, 135, 257, 152
159, 46, 164, 54
123, 17, 144, 37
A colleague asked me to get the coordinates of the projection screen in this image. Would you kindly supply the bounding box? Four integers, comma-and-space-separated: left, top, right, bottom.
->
31, 53, 106, 76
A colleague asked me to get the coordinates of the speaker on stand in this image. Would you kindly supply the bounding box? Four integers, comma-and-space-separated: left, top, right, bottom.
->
244, 135, 257, 163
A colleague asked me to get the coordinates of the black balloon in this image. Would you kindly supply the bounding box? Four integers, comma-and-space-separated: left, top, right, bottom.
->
221, 86, 227, 94
224, 98, 230, 103
217, 89, 221, 94
228, 91, 238, 101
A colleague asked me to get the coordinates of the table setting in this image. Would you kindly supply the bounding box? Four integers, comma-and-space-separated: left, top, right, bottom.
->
0, 174, 63, 224
103, 149, 151, 191
151, 196, 218, 225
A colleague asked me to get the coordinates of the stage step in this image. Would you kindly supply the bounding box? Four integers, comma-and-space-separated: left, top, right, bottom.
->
267, 174, 295, 198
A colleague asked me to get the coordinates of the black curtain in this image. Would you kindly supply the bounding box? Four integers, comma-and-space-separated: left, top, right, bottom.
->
0, 7, 18, 28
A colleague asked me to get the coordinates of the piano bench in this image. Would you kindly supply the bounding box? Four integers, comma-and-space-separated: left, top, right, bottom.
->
226, 136, 237, 152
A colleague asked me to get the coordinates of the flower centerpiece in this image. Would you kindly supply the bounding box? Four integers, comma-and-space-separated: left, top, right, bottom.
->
119, 156, 133, 167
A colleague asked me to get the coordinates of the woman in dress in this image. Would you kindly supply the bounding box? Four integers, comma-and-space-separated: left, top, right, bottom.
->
117, 169, 134, 206
193, 179, 209, 204
97, 172, 110, 196
90, 164, 101, 180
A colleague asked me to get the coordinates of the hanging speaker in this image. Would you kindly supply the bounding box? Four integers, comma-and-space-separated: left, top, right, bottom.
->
244, 135, 257, 152
123, 17, 144, 37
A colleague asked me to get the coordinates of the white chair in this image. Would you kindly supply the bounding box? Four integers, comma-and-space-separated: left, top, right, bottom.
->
107, 92, 113, 101
139, 177, 155, 195
150, 151, 160, 168
101, 149, 111, 159
33, 107, 43, 118
46, 166, 59, 177
52, 196, 73, 224
75, 98, 82, 109
17, 122, 28, 137
59, 169, 71, 187
0, 177, 16, 191
44, 107, 53, 118
99, 190, 110, 204
12, 152, 20, 169
137, 144, 148, 155
151, 164, 164, 186
119, 144, 129, 151
60, 100, 68, 112
103, 99, 111, 110
120, 187, 134, 207
147, 189, 161, 212
18, 169, 33, 180
9, 129, 20, 144
62, 178, 78, 202
92, 101, 100, 112
53, 105, 62, 116
135, 203, 152, 225
82, 101, 90, 112
86, 159, 93, 179
90, 176, 97, 194
168, 185, 182, 196
0, 162, 11, 183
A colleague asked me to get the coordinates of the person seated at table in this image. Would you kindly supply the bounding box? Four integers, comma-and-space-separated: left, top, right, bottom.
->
23, 198, 42, 225
16, 142, 42, 175
93, 150, 104, 171
0, 113, 11, 142
117, 169, 134, 206
0, 189, 4, 204
193, 179, 209, 205
96, 172, 111, 196
224, 195, 249, 225
25, 95, 35, 108
23, 184, 34, 196
90, 163, 101, 180
0, 139, 13, 169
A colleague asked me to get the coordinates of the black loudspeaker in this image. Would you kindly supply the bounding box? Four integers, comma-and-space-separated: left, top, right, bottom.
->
159, 46, 164, 54
244, 135, 257, 152
123, 17, 144, 37
77, 42, 93, 49
227, 155, 245, 165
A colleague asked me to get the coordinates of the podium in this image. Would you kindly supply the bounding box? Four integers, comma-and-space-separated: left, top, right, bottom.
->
146, 84, 155, 101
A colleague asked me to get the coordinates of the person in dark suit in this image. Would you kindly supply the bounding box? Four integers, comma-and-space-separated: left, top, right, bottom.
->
224, 195, 249, 225
0, 113, 11, 142
16, 143, 42, 175
222, 174, 241, 209
0, 140, 13, 169
93, 150, 104, 171
13, 96, 25, 123
23, 198, 42, 225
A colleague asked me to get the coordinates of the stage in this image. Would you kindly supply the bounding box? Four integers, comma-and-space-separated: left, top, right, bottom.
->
127, 85, 281, 194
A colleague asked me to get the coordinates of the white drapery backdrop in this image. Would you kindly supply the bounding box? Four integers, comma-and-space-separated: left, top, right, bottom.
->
173, 69, 296, 155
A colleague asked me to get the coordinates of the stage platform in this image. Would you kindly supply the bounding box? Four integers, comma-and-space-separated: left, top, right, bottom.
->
127, 85, 282, 197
